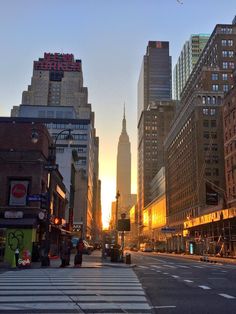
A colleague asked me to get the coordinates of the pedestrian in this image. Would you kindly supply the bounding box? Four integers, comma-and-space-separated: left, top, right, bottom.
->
74, 238, 84, 267
59, 240, 68, 267
65, 238, 73, 266
15, 247, 19, 267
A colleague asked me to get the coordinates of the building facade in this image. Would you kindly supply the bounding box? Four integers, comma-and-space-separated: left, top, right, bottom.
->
11, 52, 101, 242
138, 101, 176, 212
0, 121, 67, 266
13, 105, 101, 241
223, 69, 236, 207
173, 34, 210, 100
165, 22, 236, 237
20, 53, 88, 115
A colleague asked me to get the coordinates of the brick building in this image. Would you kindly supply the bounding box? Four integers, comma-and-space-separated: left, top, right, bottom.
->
0, 120, 67, 267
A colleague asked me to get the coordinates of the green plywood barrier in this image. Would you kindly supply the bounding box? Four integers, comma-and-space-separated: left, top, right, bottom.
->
4, 228, 36, 267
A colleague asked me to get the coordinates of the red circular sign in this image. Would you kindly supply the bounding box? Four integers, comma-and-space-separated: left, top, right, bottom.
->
12, 184, 26, 198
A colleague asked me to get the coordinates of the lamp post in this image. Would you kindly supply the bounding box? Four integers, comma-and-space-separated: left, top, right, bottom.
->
31, 127, 73, 266
115, 191, 120, 245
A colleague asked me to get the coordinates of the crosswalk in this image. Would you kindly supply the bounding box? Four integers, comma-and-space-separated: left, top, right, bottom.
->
0, 267, 152, 313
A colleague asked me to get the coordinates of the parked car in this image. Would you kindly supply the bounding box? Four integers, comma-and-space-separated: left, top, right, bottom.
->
139, 242, 153, 252
71, 237, 93, 255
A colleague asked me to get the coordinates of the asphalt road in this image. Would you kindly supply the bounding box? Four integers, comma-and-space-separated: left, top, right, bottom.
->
132, 251, 236, 314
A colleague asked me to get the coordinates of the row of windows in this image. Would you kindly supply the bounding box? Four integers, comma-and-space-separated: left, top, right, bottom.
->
222, 61, 234, 69
211, 73, 229, 81
52, 133, 87, 141
46, 123, 88, 130
202, 96, 221, 105
221, 39, 233, 46
203, 132, 217, 139
203, 119, 217, 128
222, 50, 234, 58
212, 84, 231, 92
202, 108, 216, 116
220, 27, 233, 34
203, 144, 218, 151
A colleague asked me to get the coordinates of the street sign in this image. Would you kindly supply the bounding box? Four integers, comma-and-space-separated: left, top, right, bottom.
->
44, 164, 58, 171
161, 227, 176, 233
27, 194, 42, 201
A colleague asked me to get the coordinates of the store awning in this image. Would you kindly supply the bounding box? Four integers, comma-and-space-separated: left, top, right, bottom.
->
0, 218, 38, 228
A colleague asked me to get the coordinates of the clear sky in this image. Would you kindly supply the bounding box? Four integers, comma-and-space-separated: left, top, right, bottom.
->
0, 0, 235, 227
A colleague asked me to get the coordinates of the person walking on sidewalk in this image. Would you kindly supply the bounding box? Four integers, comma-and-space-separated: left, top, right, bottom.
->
74, 238, 84, 267
59, 240, 68, 267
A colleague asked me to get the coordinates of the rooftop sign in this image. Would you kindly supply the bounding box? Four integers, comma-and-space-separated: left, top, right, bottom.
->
34, 53, 81, 72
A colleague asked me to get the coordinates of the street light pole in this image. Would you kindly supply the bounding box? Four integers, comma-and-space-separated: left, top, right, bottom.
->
115, 191, 120, 245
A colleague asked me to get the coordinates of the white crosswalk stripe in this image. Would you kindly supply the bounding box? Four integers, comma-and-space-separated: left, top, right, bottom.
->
0, 268, 152, 313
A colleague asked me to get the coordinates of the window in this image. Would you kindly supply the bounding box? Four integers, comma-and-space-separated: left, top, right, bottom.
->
229, 62, 235, 69
228, 51, 234, 58
203, 108, 208, 115
210, 109, 216, 116
211, 73, 218, 80
211, 120, 216, 127
212, 96, 216, 105
221, 39, 227, 46
228, 40, 233, 46
212, 84, 219, 91
223, 62, 228, 69
203, 132, 209, 139
223, 85, 229, 92
203, 120, 209, 127
202, 96, 206, 104
222, 73, 228, 80
222, 51, 228, 57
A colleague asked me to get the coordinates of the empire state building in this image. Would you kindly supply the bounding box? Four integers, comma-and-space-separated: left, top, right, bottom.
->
116, 108, 131, 214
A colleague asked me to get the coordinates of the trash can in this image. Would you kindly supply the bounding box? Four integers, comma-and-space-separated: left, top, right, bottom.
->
125, 253, 131, 264
110, 247, 119, 262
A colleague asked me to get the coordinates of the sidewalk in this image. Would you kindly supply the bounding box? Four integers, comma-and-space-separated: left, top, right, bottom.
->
153, 251, 236, 265
30, 250, 135, 269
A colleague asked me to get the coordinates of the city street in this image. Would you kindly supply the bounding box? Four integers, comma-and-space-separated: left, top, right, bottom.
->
132, 251, 236, 314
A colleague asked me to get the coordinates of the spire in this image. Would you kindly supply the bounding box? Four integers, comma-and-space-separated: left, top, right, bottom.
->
122, 102, 126, 133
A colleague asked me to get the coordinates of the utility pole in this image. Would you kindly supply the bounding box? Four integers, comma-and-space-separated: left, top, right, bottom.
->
115, 191, 120, 244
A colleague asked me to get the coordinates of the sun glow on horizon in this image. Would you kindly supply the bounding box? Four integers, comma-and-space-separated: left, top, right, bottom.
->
101, 178, 116, 229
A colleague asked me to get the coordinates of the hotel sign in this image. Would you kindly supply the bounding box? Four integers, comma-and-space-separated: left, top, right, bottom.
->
34, 53, 81, 72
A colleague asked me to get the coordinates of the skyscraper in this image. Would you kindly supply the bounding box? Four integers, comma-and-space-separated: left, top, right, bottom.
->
137, 41, 173, 214
173, 34, 210, 100
116, 107, 131, 215
21, 53, 88, 116
11, 52, 101, 241
138, 41, 172, 122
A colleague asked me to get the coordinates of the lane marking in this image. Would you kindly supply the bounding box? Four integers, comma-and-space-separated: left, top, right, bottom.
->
171, 275, 180, 279
198, 285, 211, 290
163, 264, 176, 268
151, 305, 177, 309
138, 266, 148, 269
178, 265, 189, 268
184, 280, 193, 283
151, 265, 162, 269
218, 293, 235, 299
193, 266, 204, 269
163, 272, 169, 275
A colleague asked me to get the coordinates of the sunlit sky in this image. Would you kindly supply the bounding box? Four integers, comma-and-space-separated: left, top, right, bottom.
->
0, 0, 235, 227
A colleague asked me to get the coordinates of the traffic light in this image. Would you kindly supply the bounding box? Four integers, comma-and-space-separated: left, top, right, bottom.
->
53, 217, 62, 225
41, 192, 49, 209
